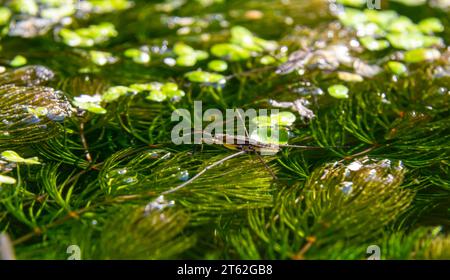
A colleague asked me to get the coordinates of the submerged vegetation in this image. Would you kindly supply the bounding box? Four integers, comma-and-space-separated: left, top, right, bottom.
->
0, 0, 449, 260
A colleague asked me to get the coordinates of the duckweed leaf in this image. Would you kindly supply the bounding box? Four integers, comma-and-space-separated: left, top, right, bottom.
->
10, 0, 38, 16
41, 5, 75, 21
337, 8, 367, 27
363, 10, 398, 28
173, 42, 195, 56
59, 23, 118, 47
194, 50, 209, 61
89, 51, 117, 66
249, 126, 289, 145
130, 82, 163, 92
260, 55, 276, 65
0, 174, 16, 184
173, 43, 208, 66
208, 60, 228, 72
0, 7, 11, 25
102, 86, 133, 102
387, 16, 418, 33
337, 71, 363, 82
387, 61, 408, 75
387, 33, 425, 50
10, 55, 27, 67
124, 48, 150, 64
360, 37, 389, 51
161, 83, 178, 93
89, 0, 134, 13
403, 48, 441, 63
418, 18, 444, 33
165, 89, 185, 102
230, 26, 277, 52
328, 84, 349, 99
1, 150, 40, 164
146, 90, 167, 102
184, 70, 226, 84
391, 0, 427, 6
73, 95, 107, 114
252, 111, 296, 127
211, 43, 251, 61
336, 0, 366, 7
176, 54, 197, 67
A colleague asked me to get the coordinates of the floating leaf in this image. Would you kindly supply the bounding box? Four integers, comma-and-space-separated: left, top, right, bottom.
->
173, 42, 195, 56
249, 126, 289, 145
418, 18, 444, 33
387, 33, 428, 50
73, 94, 107, 114
337, 71, 363, 82
391, 0, 427, 6
146, 90, 167, 102
328, 84, 349, 99
184, 70, 226, 84
403, 48, 441, 63
211, 43, 251, 61
0, 7, 11, 25
208, 60, 228, 72
102, 86, 133, 102
176, 54, 197, 67
10, 55, 27, 67
89, 51, 117, 66
41, 4, 75, 21
59, 23, 118, 47
130, 82, 163, 92
337, 8, 367, 27
0, 174, 16, 184
173, 43, 208, 66
259, 55, 276, 65
194, 50, 209, 61
363, 10, 398, 28
1, 150, 40, 164
230, 26, 277, 52
252, 111, 296, 127
88, 0, 134, 13
387, 16, 419, 33
360, 36, 389, 51
336, 0, 366, 7
124, 48, 150, 64
161, 82, 178, 93
387, 61, 408, 75
10, 0, 38, 16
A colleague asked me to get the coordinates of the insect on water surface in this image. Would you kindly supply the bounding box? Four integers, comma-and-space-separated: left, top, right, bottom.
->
162, 112, 328, 195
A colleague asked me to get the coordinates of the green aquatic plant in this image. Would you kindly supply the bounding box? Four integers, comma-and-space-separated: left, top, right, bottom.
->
59, 22, 118, 47
73, 94, 107, 114
184, 70, 226, 84
0, 0, 448, 261
1, 150, 40, 165
0, 7, 12, 26
403, 48, 441, 63
327, 84, 349, 99
172, 42, 209, 67
124, 48, 150, 64
207, 60, 228, 72
387, 61, 408, 76
10, 55, 27, 67
0, 174, 16, 185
